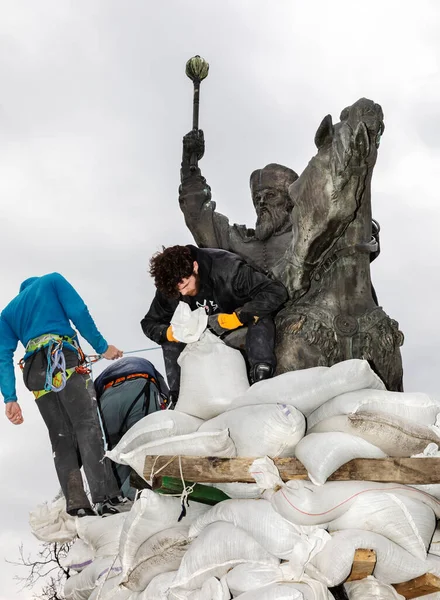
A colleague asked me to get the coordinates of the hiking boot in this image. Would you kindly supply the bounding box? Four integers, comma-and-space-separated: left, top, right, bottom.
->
250, 363, 274, 385
97, 496, 130, 518
69, 507, 97, 518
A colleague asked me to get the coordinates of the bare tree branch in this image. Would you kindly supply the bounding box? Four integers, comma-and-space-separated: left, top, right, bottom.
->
8, 540, 73, 600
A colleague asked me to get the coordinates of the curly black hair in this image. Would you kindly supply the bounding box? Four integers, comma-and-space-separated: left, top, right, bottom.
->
149, 245, 194, 298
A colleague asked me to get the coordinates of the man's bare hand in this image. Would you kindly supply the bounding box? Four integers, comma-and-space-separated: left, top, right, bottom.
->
102, 345, 123, 360
5, 401, 24, 425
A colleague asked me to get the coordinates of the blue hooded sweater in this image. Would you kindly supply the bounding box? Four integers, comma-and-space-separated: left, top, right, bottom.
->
0, 273, 108, 403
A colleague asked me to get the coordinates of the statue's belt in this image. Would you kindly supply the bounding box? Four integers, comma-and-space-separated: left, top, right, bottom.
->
286, 305, 388, 338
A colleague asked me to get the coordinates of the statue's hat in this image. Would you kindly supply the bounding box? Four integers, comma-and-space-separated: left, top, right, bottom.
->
250, 163, 298, 196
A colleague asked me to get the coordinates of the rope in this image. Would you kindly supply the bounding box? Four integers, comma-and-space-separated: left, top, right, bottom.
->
44, 341, 67, 392
85, 345, 161, 369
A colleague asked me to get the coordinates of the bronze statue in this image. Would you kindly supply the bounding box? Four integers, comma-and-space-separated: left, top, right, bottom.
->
275, 98, 404, 390
179, 136, 298, 275
180, 59, 403, 390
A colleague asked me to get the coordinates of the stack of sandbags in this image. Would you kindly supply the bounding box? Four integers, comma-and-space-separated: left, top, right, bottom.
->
63, 513, 128, 600
248, 457, 440, 591
292, 389, 440, 485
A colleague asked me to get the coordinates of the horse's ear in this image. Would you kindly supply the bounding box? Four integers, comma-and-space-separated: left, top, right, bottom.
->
314, 114, 334, 149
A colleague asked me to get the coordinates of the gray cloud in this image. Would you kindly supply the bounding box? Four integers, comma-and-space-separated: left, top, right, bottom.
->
1, 0, 440, 597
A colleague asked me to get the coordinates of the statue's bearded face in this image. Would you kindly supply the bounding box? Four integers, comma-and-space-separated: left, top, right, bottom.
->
253, 188, 290, 241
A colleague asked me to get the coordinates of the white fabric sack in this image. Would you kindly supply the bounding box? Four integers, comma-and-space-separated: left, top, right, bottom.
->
61, 538, 94, 572
170, 302, 208, 343
119, 490, 209, 580
29, 497, 77, 543
170, 521, 279, 591
105, 412, 203, 465
295, 432, 387, 485
175, 331, 250, 419
139, 571, 177, 600
230, 582, 329, 600
186, 577, 230, 600
230, 359, 384, 416
328, 491, 436, 559
263, 477, 440, 526
90, 575, 134, 600
76, 513, 127, 558
212, 482, 261, 499
121, 526, 190, 591
199, 404, 305, 457
308, 411, 440, 457
344, 576, 405, 599
307, 529, 428, 586
307, 389, 440, 430
64, 557, 122, 600
189, 498, 309, 560
120, 429, 236, 481
227, 565, 331, 599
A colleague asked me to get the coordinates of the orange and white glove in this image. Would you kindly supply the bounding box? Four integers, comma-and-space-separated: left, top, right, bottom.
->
166, 326, 179, 342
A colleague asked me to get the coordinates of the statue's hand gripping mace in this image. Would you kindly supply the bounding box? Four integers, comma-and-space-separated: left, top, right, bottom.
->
185, 55, 209, 171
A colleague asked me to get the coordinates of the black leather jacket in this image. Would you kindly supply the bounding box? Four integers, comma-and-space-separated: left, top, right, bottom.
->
141, 245, 288, 345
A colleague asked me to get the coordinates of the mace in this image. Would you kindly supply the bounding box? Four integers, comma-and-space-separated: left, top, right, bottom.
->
185, 55, 209, 171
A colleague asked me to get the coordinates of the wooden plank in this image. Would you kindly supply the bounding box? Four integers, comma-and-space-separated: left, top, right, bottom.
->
345, 549, 376, 582
143, 456, 440, 485
393, 573, 440, 599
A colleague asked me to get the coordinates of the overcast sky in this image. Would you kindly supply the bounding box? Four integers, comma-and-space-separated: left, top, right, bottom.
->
1, 1, 440, 598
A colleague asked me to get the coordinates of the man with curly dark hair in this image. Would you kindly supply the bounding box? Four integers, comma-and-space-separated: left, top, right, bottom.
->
141, 245, 288, 402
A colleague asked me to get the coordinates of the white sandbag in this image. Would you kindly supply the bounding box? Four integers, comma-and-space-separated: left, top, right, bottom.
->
169, 521, 279, 591
226, 562, 330, 599
307, 529, 429, 586
230, 359, 384, 416
139, 571, 177, 600
308, 411, 440, 457
411, 484, 440, 500
29, 497, 77, 543
121, 526, 190, 591
307, 389, 440, 430
76, 514, 127, 558
61, 538, 94, 572
105, 412, 203, 465
230, 582, 329, 600
187, 577, 230, 600
295, 432, 387, 485
256, 468, 440, 526
213, 482, 261, 499
175, 331, 250, 419
120, 429, 236, 481
64, 557, 122, 600
189, 498, 308, 559
170, 302, 208, 344
344, 575, 405, 599
199, 404, 305, 457
90, 575, 134, 600
328, 492, 436, 559
119, 490, 209, 580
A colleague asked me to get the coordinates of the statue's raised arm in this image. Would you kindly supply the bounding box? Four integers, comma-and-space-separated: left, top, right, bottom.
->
179, 129, 232, 250
179, 128, 299, 276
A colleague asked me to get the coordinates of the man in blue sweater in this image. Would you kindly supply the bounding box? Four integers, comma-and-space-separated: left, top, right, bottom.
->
0, 273, 125, 517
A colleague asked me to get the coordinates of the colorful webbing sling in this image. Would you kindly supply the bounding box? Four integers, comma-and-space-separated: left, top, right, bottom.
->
19, 333, 90, 399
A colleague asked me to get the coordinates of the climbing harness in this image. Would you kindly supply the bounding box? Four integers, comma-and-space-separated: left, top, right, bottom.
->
18, 341, 161, 400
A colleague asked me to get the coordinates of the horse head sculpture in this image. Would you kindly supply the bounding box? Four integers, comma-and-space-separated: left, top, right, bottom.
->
275, 98, 404, 391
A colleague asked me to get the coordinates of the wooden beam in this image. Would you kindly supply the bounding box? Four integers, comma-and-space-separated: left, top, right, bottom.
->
345, 549, 376, 582
143, 456, 440, 485
393, 573, 440, 599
